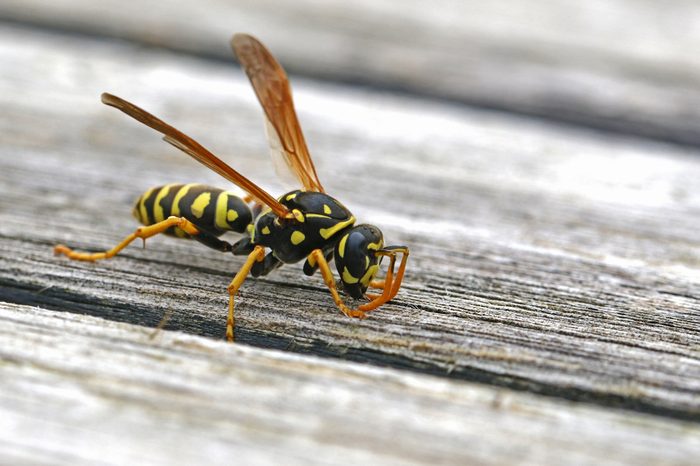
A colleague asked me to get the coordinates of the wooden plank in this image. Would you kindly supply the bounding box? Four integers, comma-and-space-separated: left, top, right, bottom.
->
0, 22, 699, 432
2, 302, 700, 466
1, 0, 699, 145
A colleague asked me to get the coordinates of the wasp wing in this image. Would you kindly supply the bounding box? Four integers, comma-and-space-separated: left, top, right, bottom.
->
231, 33, 325, 193
101, 92, 288, 218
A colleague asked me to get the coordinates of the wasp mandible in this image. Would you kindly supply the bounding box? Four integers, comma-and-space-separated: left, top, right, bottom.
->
55, 34, 409, 341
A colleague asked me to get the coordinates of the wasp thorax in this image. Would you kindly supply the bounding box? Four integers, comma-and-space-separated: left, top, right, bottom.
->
334, 224, 384, 299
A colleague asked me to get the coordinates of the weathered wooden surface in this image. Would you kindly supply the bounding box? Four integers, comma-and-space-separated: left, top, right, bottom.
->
1, 0, 700, 146
3, 302, 700, 466
0, 18, 700, 465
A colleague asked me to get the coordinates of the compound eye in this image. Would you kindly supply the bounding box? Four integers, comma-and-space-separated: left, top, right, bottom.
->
334, 225, 383, 299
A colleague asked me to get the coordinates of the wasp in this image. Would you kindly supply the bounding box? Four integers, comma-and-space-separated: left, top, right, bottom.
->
55, 34, 409, 341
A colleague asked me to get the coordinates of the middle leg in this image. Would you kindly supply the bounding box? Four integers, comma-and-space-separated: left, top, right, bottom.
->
225, 245, 266, 342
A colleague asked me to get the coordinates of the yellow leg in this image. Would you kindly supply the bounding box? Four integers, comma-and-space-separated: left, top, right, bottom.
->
369, 279, 386, 289
383, 246, 409, 301
226, 245, 266, 342
310, 247, 409, 318
310, 249, 369, 319
360, 247, 410, 309
54, 216, 200, 261
357, 250, 397, 312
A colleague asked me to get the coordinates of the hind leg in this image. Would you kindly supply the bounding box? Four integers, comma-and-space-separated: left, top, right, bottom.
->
54, 216, 202, 261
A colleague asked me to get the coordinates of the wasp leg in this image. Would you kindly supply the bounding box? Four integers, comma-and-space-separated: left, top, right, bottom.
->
252, 252, 283, 277
54, 216, 201, 261
192, 230, 235, 253
308, 249, 376, 319
364, 247, 410, 305
384, 246, 409, 301
302, 249, 333, 276
354, 250, 398, 311
226, 245, 266, 342
232, 235, 255, 256
369, 279, 386, 289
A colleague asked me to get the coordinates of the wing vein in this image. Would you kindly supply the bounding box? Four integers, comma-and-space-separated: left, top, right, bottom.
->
101, 92, 288, 217
232, 33, 325, 193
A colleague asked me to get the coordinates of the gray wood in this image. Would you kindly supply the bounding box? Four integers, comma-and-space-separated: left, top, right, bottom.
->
1, 0, 700, 145
1, 23, 700, 466
2, 301, 700, 466
1, 22, 699, 432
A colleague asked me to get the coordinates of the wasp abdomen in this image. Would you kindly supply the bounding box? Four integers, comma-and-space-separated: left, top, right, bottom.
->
133, 183, 252, 237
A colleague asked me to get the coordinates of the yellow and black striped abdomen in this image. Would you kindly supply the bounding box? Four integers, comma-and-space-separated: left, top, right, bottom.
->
133, 183, 252, 237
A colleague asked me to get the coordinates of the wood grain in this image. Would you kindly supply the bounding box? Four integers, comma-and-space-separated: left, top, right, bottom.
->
0, 21, 699, 440
2, 302, 700, 466
1, 0, 699, 146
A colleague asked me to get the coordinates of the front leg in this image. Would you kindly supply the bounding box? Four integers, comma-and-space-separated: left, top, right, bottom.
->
310, 246, 409, 318
308, 249, 369, 319
364, 246, 410, 306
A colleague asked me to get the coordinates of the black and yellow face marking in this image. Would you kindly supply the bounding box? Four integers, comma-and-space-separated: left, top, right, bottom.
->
333, 224, 384, 299
251, 190, 356, 263
133, 184, 252, 237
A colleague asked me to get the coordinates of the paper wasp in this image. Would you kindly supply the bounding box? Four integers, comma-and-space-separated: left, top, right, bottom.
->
55, 34, 409, 341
